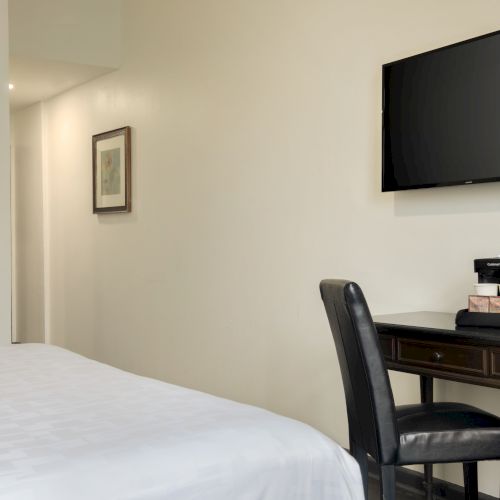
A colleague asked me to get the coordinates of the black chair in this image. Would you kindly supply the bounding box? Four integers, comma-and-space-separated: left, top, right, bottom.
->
319, 279, 500, 500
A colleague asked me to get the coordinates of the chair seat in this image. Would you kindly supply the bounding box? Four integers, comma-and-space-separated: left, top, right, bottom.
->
396, 402, 500, 465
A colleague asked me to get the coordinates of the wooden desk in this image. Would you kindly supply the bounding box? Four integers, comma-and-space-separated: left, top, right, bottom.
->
374, 311, 500, 390
374, 311, 500, 500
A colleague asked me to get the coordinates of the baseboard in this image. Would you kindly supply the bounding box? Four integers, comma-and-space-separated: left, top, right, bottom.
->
367, 459, 498, 500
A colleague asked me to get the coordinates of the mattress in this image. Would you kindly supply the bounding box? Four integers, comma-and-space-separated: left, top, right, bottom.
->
0, 344, 363, 500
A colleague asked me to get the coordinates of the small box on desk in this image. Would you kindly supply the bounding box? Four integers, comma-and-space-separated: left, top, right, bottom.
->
468, 295, 490, 312
489, 296, 500, 313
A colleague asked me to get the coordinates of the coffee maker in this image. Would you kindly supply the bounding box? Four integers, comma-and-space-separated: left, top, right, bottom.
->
474, 258, 500, 283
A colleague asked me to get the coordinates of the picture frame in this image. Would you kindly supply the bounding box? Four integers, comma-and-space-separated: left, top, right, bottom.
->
92, 126, 131, 213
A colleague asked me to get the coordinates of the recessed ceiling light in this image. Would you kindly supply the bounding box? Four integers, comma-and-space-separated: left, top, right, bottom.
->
8, 83, 14, 90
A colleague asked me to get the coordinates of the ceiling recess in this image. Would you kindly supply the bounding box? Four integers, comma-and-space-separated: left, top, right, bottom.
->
8, 0, 123, 110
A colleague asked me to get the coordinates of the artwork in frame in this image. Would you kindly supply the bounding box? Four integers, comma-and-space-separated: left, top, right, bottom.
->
92, 126, 131, 213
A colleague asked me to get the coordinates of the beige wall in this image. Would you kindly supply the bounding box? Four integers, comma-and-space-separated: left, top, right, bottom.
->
15, 0, 500, 494
0, 0, 11, 345
11, 103, 45, 343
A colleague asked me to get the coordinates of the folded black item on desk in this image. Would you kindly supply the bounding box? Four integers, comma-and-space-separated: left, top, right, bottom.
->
455, 309, 500, 328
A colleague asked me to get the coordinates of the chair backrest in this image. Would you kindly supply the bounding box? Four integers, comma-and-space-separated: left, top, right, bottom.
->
320, 279, 398, 464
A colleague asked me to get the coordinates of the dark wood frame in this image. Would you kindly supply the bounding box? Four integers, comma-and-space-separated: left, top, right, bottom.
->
92, 126, 131, 213
375, 312, 500, 500
375, 313, 500, 389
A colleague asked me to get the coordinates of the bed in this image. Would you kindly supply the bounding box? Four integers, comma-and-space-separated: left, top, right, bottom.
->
0, 344, 363, 500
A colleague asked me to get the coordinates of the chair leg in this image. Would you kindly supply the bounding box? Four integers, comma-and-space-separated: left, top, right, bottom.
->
423, 463, 433, 500
350, 440, 368, 499
379, 464, 396, 500
463, 462, 478, 500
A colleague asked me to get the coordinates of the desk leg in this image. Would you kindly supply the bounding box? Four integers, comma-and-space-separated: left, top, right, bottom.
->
420, 375, 433, 403
420, 376, 434, 500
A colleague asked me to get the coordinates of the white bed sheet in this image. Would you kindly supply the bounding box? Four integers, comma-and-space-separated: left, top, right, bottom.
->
0, 344, 362, 500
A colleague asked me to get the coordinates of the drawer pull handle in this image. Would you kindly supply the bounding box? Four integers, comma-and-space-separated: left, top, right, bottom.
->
432, 351, 444, 362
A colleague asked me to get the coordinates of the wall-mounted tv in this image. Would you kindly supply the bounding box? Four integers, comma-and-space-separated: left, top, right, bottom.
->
382, 30, 500, 192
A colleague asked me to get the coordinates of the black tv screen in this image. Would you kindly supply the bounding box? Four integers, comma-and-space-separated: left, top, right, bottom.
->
382, 30, 500, 192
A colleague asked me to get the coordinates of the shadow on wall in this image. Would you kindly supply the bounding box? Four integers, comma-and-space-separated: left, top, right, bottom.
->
97, 212, 138, 225
393, 182, 500, 217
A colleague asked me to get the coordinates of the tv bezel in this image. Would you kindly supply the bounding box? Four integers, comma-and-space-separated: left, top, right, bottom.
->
382, 29, 500, 192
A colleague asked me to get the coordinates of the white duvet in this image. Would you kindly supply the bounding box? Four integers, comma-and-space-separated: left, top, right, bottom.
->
0, 344, 362, 500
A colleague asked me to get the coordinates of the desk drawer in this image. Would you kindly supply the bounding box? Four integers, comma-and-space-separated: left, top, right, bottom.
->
380, 335, 395, 361
491, 349, 500, 379
397, 339, 487, 377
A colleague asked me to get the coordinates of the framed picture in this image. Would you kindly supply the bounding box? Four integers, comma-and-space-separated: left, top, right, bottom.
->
92, 126, 131, 213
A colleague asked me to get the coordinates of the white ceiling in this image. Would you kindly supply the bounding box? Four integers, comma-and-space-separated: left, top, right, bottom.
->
8, 0, 123, 111
9, 57, 115, 111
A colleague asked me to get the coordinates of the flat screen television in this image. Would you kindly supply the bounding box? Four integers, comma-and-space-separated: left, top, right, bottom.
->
382, 30, 500, 192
